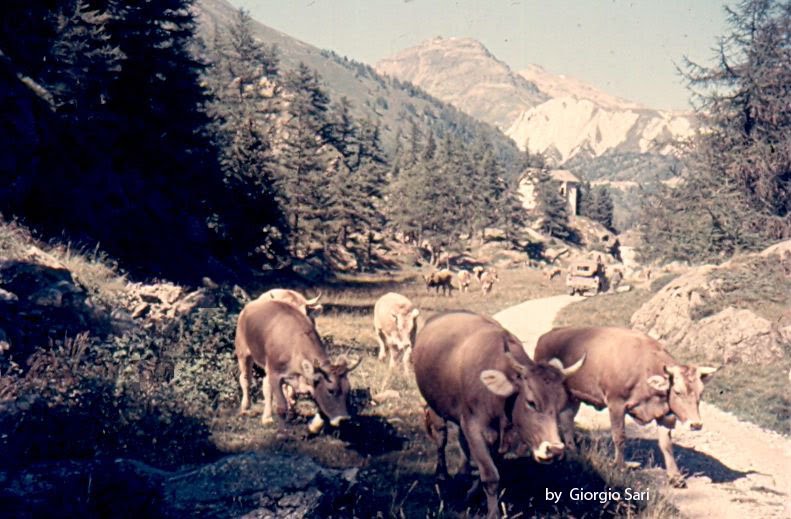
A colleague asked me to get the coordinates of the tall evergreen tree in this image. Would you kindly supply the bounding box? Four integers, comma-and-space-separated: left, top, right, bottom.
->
536, 170, 577, 242
642, 0, 789, 261
207, 8, 287, 268
1, 0, 228, 281
279, 63, 332, 257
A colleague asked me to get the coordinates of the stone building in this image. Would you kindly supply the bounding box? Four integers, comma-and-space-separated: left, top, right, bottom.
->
517, 168, 580, 215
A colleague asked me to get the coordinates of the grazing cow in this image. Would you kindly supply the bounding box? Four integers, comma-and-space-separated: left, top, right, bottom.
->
374, 292, 420, 372
423, 269, 454, 296
456, 269, 472, 292
258, 288, 322, 323
479, 270, 498, 295
413, 312, 585, 518
534, 326, 717, 487
235, 299, 359, 434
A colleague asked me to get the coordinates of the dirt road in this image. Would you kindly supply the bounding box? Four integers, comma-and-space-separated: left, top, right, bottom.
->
494, 295, 791, 519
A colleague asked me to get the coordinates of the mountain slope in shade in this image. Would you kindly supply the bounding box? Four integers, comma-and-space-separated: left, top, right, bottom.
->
196, 0, 522, 168
375, 37, 548, 130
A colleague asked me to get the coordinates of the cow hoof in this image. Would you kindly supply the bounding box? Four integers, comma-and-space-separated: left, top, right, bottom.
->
239, 409, 253, 417
261, 416, 274, 426
624, 461, 642, 470
669, 474, 687, 488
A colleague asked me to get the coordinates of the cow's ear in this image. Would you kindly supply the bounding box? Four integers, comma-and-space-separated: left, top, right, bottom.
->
647, 375, 670, 393
411, 308, 420, 319
697, 366, 718, 382
480, 370, 517, 397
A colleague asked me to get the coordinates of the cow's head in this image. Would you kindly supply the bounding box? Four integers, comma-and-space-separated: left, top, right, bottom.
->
390, 307, 420, 353
647, 364, 717, 430
304, 293, 323, 318
301, 356, 361, 427
480, 352, 585, 463
422, 272, 434, 290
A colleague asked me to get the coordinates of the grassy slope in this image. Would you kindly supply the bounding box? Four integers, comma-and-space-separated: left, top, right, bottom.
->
2, 219, 676, 516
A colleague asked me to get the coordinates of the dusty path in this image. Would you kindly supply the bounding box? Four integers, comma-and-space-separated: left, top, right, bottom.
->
494, 295, 791, 519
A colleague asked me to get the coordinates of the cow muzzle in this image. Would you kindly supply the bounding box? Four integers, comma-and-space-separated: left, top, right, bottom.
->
533, 441, 565, 463
329, 415, 351, 427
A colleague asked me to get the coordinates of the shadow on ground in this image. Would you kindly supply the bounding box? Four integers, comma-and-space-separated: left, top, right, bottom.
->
625, 438, 752, 484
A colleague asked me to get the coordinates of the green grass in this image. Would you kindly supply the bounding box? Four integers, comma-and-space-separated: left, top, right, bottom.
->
554, 288, 653, 329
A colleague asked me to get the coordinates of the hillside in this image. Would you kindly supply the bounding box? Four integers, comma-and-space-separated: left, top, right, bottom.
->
196, 0, 523, 170
375, 37, 697, 169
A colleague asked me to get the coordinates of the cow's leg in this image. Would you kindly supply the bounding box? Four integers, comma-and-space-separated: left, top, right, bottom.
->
607, 401, 627, 466
238, 354, 253, 415
424, 408, 449, 480
656, 418, 685, 488
461, 419, 501, 519
559, 399, 580, 452
375, 329, 388, 361
269, 371, 290, 431
458, 429, 474, 476
261, 374, 274, 424
401, 346, 412, 374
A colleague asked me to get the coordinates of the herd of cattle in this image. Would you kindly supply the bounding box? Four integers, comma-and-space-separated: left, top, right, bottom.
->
234, 284, 717, 518
423, 266, 500, 296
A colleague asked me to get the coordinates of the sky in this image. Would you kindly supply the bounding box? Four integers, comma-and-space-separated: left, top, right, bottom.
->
230, 0, 731, 111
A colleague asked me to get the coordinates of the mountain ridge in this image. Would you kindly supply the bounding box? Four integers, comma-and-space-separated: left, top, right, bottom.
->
375, 37, 697, 164
196, 1, 523, 170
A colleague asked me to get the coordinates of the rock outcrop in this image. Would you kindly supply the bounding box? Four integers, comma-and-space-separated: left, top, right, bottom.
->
0, 452, 350, 518
631, 241, 791, 365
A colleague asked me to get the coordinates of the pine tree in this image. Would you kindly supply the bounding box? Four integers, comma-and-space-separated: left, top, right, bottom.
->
279, 63, 332, 257
207, 8, 288, 267
536, 169, 577, 242
642, 0, 790, 261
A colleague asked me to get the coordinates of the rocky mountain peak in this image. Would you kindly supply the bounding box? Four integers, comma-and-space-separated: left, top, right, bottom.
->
376, 37, 548, 130
377, 37, 697, 164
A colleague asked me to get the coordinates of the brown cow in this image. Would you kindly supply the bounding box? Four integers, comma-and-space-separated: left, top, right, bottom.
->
423, 269, 454, 296
413, 312, 585, 518
258, 288, 322, 322
374, 292, 420, 372
235, 299, 359, 434
456, 269, 472, 292
534, 326, 717, 486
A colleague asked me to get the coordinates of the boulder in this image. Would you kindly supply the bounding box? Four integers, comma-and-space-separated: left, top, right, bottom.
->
631, 265, 718, 345
0, 453, 347, 519
679, 307, 783, 364
632, 241, 790, 365
0, 288, 18, 302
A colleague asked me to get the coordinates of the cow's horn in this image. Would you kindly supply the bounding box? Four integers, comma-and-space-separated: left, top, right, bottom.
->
697, 366, 718, 379
664, 365, 682, 378
504, 351, 528, 376
305, 292, 322, 306
559, 354, 585, 378
345, 355, 362, 372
